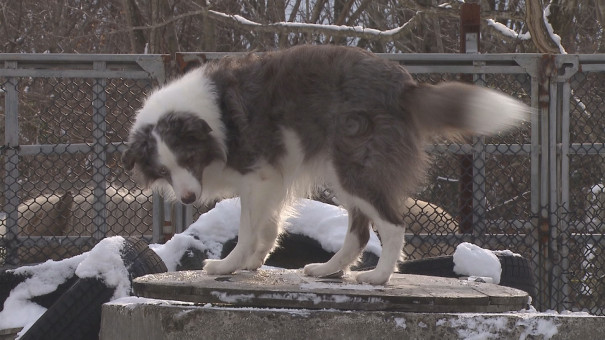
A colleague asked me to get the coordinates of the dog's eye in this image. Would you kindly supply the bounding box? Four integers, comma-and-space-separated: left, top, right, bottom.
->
158, 166, 169, 177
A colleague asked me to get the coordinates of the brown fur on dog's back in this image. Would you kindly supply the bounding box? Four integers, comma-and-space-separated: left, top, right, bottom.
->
206, 45, 429, 224
203, 45, 527, 226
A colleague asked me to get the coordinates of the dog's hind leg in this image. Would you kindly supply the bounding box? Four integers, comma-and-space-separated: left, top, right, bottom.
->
204, 175, 287, 275
303, 208, 370, 278
355, 218, 405, 285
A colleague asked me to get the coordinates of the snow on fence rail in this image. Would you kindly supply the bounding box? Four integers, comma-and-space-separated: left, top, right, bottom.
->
1, 52, 605, 315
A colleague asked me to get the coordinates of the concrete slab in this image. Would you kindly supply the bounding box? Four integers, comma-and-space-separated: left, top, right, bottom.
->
100, 297, 605, 340
133, 269, 529, 313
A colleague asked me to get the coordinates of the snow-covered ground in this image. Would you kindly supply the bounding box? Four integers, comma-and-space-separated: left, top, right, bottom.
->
0, 198, 592, 338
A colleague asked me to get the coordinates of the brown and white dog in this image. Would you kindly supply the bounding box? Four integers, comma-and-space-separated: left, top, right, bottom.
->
122, 45, 527, 284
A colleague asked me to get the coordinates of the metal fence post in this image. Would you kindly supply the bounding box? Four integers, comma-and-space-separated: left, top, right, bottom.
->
3, 61, 20, 265
554, 55, 579, 311
91, 61, 109, 241
458, 3, 481, 235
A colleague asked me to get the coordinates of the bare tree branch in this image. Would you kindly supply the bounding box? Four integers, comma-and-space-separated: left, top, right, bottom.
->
207, 8, 422, 42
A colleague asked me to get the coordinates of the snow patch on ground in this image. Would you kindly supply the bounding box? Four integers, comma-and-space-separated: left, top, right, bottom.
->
453, 242, 502, 284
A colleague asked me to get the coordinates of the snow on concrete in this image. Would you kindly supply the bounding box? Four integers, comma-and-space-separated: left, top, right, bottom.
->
446, 315, 511, 340
453, 242, 502, 284
394, 317, 407, 329
210, 291, 255, 304
299, 282, 381, 291
108, 296, 196, 309
438, 307, 582, 340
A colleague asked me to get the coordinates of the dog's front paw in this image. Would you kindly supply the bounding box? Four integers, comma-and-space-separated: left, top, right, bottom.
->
303, 263, 343, 278
354, 269, 391, 285
203, 259, 238, 275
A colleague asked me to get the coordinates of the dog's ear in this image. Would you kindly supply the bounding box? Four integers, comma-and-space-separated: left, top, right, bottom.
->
159, 112, 213, 145
184, 115, 212, 142
122, 124, 154, 171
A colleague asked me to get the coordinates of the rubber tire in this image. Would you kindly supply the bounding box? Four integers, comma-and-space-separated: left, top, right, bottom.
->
397, 253, 537, 298
20, 237, 167, 340
0, 268, 27, 312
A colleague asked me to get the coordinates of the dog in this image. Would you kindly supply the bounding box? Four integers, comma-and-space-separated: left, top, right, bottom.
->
122, 45, 528, 284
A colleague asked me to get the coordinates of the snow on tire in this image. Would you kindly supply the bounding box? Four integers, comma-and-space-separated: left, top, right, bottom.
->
19, 237, 167, 340
397, 252, 536, 298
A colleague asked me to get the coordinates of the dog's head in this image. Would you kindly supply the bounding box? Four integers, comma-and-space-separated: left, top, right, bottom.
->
122, 111, 225, 204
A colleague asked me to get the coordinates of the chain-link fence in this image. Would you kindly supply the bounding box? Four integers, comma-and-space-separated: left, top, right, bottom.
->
0, 55, 166, 265
1, 52, 604, 315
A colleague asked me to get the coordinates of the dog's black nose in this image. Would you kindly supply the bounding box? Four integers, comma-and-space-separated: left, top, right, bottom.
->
181, 192, 197, 205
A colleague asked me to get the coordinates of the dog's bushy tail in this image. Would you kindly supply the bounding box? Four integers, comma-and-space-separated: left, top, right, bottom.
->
406, 82, 529, 136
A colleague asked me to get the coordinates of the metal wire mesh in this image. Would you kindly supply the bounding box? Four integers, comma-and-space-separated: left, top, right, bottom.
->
0, 58, 160, 266
565, 70, 605, 315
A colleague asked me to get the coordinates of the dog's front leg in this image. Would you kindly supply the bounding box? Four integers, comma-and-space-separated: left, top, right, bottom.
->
203, 176, 286, 275
203, 197, 257, 274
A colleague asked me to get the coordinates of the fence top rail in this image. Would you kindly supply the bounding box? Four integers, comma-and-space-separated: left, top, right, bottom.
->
0, 53, 168, 63
0, 54, 169, 81
0, 52, 599, 63
578, 54, 605, 63
174, 51, 544, 58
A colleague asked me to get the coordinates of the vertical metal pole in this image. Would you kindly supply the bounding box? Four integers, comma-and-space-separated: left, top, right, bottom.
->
152, 191, 163, 243
3, 61, 20, 265
174, 203, 184, 235
529, 71, 543, 310
559, 79, 571, 311
537, 55, 555, 310
459, 3, 480, 235
184, 205, 193, 232
172, 204, 193, 234
548, 79, 559, 310
91, 61, 108, 241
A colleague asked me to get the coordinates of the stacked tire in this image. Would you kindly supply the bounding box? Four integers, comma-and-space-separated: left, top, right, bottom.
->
397, 252, 537, 299
1, 238, 167, 340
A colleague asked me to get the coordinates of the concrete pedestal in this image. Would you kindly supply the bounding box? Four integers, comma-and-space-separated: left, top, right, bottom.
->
98, 269, 605, 339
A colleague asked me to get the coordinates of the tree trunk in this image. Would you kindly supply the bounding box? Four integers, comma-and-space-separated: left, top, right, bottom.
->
525, 0, 562, 53
597, 0, 605, 52
547, 0, 577, 52
121, 0, 147, 53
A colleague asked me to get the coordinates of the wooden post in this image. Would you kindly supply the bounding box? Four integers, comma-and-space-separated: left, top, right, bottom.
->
458, 3, 480, 234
